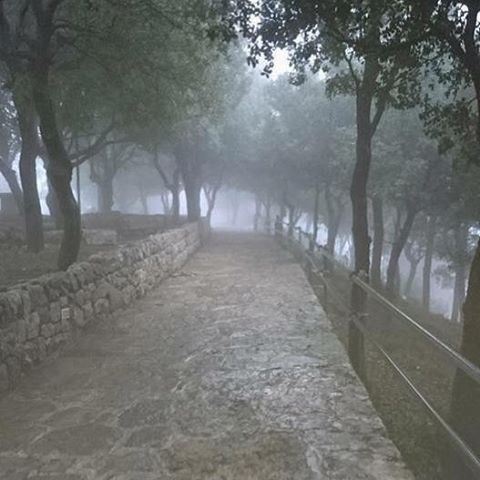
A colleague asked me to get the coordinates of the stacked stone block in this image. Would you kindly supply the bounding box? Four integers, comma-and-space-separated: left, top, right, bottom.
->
0, 222, 204, 393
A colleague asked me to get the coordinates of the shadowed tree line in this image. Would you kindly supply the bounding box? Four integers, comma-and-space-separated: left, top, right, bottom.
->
218, 2, 480, 478
0, 0, 244, 269
1, 1, 480, 477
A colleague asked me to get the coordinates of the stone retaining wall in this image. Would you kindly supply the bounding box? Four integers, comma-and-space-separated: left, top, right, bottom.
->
81, 213, 188, 239
0, 221, 206, 393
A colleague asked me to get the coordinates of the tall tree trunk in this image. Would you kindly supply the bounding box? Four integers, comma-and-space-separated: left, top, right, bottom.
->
32, 68, 80, 270
394, 264, 402, 297
230, 195, 240, 226
159, 193, 169, 215
254, 195, 261, 231
207, 185, 220, 225
170, 168, 181, 223
385, 205, 417, 296
404, 259, 420, 298
451, 224, 468, 323
449, 238, 480, 478
351, 88, 374, 306
137, 183, 149, 215
45, 176, 63, 228
287, 203, 296, 236
305, 213, 312, 233
349, 82, 376, 378
280, 183, 288, 220
371, 195, 384, 288
264, 197, 272, 231
152, 158, 180, 223
0, 159, 23, 214
13, 91, 44, 252
181, 165, 201, 222
97, 179, 114, 213
422, 215, 436, 311
451, 263, 467, 323
325, 184, 343, 255
171, 189, 180, 224
140, 192, 149, 215
311, 182, 320, 251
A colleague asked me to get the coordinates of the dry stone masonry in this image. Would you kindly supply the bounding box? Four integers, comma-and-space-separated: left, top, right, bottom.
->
0, 221, 206, 393
0, 232, 412, 479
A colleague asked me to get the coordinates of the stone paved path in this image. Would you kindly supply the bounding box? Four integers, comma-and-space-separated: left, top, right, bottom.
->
0, 233, 413, 479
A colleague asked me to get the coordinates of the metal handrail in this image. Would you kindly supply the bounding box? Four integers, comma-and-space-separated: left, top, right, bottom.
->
351, 314, 480, 476
277, 222, 480, 386
269, 220, 480, 476
352, 275, 480, 385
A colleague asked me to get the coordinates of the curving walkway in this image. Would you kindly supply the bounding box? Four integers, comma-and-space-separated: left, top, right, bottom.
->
0, 232, 413, 479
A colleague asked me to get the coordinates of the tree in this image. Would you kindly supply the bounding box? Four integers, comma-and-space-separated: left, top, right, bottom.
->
228, 0, 421, 375
0, 88, 23, 213
151, 151, 181, 223
90, 143, 136, 214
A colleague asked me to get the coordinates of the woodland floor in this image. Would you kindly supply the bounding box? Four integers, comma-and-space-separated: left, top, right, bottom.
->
0, 244, 114, 289
306, 253, 468, 480
0, 232, 412, 479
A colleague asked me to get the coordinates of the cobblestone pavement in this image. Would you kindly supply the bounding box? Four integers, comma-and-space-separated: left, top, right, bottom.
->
0, 233, 413, 479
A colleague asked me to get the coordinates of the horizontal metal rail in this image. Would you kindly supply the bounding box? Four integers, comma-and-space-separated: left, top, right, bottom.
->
271, 220, 480, 475
351, 275, 480, 386
350, 314, 480, 476
276, 221, 480, 387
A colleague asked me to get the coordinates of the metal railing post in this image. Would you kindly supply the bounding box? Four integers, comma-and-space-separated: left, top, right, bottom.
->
274, 228, 480, 475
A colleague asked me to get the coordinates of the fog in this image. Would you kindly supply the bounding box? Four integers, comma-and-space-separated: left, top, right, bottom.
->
1, 2, 480, 479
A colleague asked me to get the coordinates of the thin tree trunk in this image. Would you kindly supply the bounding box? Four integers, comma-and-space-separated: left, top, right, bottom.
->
182, 168, 201, 222
394, 264, 402, 297
45, 176, 63, 228
137, 183, 149, 215
159, 193, 169, 215
422, 216, 436, 311
311, 182, 320, 250
0, 158, 23, 214
32, 68, 80, 270
386, 205, 417, 296
404, 259, 420, 298
451, 264, 467, 323
305, 213, 312, 233
325, 184, 343, 255
451, 224, 468, 322
140, 192, 149, 215
371, 195, 384, 288
231, 196, 240, 226
287, 203, 295, 235
254, 195, 261, 231
171, 188, 180, 223
265, 197, 272, 231
152, 157, 180, 223
13, 91, 44, 252
97, 178, 114, 213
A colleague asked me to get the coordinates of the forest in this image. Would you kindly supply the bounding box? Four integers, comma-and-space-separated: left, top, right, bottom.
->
1, 1, 480, 479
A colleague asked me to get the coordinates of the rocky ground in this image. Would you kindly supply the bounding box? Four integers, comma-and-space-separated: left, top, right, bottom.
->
0, 232, 413, 479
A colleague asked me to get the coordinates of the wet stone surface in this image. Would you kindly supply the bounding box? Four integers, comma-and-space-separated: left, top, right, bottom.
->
0, 233, 413, 479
